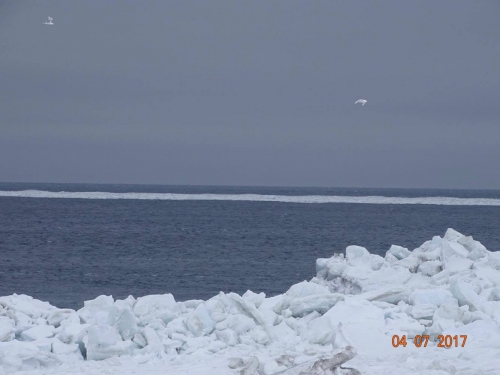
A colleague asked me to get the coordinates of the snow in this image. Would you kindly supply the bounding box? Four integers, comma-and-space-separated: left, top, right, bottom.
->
1, 228, 500, 374
1, 190, 500, 206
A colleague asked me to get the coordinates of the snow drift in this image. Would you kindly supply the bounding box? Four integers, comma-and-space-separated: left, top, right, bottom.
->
1, 229, 500, 375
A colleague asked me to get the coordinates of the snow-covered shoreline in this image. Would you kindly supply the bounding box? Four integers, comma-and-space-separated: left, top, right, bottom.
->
1, 229, 500, 374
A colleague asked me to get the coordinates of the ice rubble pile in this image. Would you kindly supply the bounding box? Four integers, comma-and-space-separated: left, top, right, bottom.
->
1, 229, 500, 374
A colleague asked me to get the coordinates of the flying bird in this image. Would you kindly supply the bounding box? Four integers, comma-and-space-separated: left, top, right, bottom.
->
355, 99, 367, 106
43, 17, 54, 25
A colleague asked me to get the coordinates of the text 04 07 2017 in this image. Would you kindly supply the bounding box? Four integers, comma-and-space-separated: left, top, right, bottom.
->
392, 335, 467, 348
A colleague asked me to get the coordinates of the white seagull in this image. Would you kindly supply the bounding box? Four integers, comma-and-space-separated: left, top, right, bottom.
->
43, 16, 54, 25
355, 99, 367, 106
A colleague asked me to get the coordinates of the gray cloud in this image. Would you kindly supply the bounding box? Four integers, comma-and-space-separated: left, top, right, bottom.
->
1, 0, 499, 188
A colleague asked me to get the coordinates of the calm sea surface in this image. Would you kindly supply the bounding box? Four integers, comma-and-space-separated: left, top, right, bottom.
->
1, 183, 499, 309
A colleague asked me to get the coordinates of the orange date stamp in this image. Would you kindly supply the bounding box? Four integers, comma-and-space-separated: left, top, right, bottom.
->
392, 335, 467, 348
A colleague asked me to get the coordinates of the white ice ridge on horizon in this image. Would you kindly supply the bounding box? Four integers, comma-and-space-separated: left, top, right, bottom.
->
1, 228, 500, 374
1, 189, 500, 206
354, 99, 367, 106
43, 16, 53, 25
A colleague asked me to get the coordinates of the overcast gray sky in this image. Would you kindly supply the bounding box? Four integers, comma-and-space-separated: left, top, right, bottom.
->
1, 0, 499, 188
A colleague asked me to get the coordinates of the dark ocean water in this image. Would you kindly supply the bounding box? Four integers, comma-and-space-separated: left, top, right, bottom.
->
0, 183, 499, 309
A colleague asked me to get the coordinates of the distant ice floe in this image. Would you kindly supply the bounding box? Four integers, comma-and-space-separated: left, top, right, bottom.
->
1, 190, 500, 206
1, 228, 500, 374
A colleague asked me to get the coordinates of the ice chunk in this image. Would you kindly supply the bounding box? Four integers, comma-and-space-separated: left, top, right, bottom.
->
185, 303, 215, 337
258, 308, 279, 326
316, 255, 346, 280
228, 357, 245, 369
19, 325, 55, 341
207, 339, 227, 353
487, 288, 500, 301
418, 260, 442, 277
410, 304, 438, 320
331, 322, 351, 349
485, 302, 500, 324
215, 329, 238, 346
85, 324, 121, 349
425, 318, 457, 340
107, 300, 138, 340
440, 241, 469, 263
0, 340, 60, 371
384, 312, 425, 338
51, 340, 83, 361
386, 245, 411, 260
444, 256, 474, 274
116, 295, 136, 308
444, 228, 465, 242
46, 309, 78, 328
469, 248, 491, 262
261, 359, 284, 375
273, 321, 297, 343
132, 332, 147, 348
170, 332, 187, 344
204, 299, 227, 323
77, 295, 114, 324
183, 336, 211, 352
418, 319, 433, 327
474, 264, 500, 287
85, 325, 136, 360
319, 298, 389, 357
369, 254, 386, 270
215, 314, 256, 334
298, 311, 321, 329
165, 317, 188, 337
133, 294, 178, 326
385, 252, 399, 264
242, 326, 271, 346
183, 300, 204, 309
302, 297, 386, 357
286, 281, 330, 299
0, 295, 56, 320
275, 346, 359, 375
444, 319, 499, 342
450, 281, 485, 312
11, 312, 34, 337
242, 290, 266, 308
432, 303, 467, 322
274, 282, 330, 314
31, 338, 52, 352
56, 323, 88, 346
360, 286, 410, 304
0, 316, 14, 342
288, 293, 344, 317
409, 289, 457, 307
395, 254, 421, 273
227, 293, 275, 340
457, 234, 483, 249
142, 326, 164, 354
346, 245, 371, 266
239, 356, 260, 375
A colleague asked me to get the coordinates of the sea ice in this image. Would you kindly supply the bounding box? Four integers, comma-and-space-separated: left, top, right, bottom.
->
0, 317, 14, 343
186, 303, 215, 337
19, 325, 55, 342
1, 228, 499, 374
